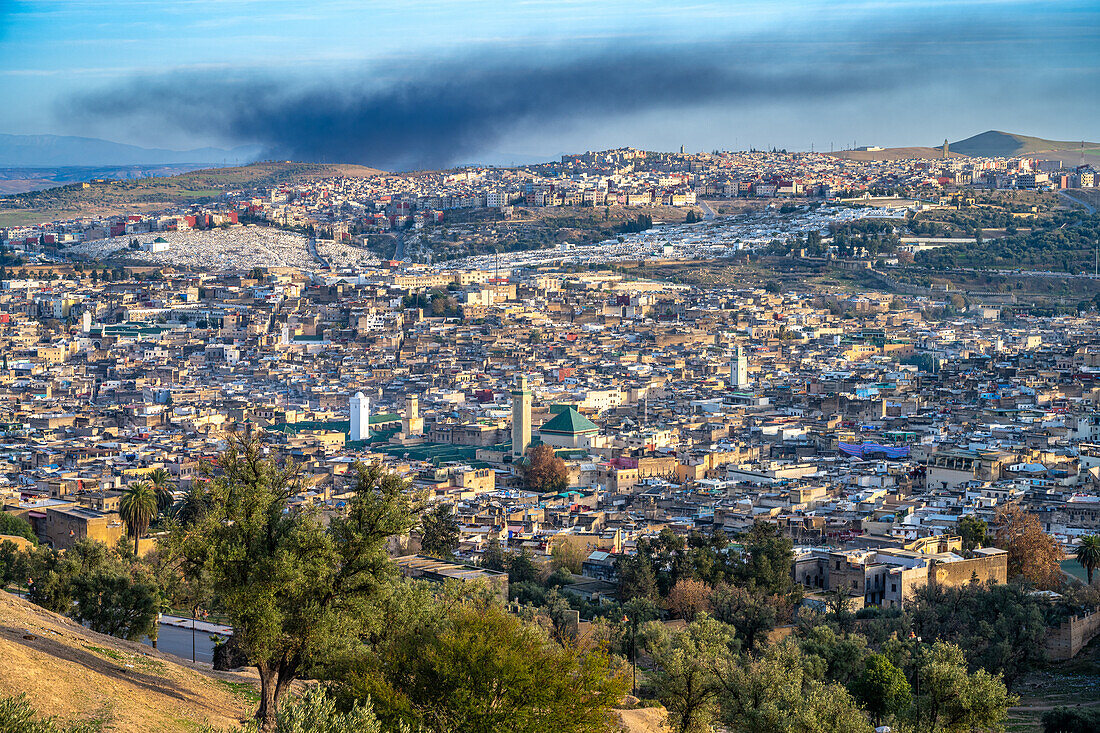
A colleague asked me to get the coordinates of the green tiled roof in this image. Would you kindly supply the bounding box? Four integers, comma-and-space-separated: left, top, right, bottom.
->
539, 407, 598, 436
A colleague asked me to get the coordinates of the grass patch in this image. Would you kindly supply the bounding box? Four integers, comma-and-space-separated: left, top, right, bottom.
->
83, 644, 166, 670
213, 678, 260, 703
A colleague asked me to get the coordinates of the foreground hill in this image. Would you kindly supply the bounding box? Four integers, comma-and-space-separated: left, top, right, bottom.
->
0, 161, 385, 227
0, 591, 256, 732
950, 130, 1100, 163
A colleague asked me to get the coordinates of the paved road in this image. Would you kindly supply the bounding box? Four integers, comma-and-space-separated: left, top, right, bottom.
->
697, 199, 717, 221
143, 622, 225, 664
305, 236, 330, 269
1058, 189, 1097, 214
393, 229, 406, 261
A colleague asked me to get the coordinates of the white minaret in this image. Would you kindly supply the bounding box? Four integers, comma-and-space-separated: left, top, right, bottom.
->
732, 346, 748, 389
350, 391, 370, 441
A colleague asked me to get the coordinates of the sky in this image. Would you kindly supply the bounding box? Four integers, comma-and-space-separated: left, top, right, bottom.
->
0, 0, 1097, 169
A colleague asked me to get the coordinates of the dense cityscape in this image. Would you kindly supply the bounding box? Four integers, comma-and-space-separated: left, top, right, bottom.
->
1, 0, 1099, 730
0, 136, 1097, 732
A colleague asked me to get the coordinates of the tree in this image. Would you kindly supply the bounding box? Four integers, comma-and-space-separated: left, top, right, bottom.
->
524, 444, 568, 493
508, 548, 539, 585
148, 468, 175, 515
172, 483, 214, 527
710, 583, 779, 651
647, 616, 738, 733
911, 641, 1016, 733
994, 505, 1064, 589
850, 654, 911, 726
119, 481, 157, 555
70, 564, 161, 642
0, 512, 37, 544
716, 640, 873, 733
168, 437, 421, 731
0, 692, 101, 733
549, 539, 587, 574
666, 578, 711, 622
480, 540, 508, 572
343, 597, 628, 733
798, 625, 869, 686
1041, 706, 1100, 733
957, 514, 988, 553
737, 522, 795, 594
419, 503, 460, 558
616, 552, 658, 602
262, 685, 383, 733
1074, 535, 1100, 586
909, 579, 1046, 686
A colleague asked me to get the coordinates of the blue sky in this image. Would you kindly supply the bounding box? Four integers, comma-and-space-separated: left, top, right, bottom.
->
0, 0, 1097, 166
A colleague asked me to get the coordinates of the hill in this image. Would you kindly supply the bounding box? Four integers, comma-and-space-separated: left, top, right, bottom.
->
949, 131, 1100, 163
0, 134, 261, 168
829, 146, 964, 161
0, 161, 385, 227
0, 590, 256, 732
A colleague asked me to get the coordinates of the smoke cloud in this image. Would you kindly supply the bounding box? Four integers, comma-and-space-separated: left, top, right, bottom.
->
65, 45, 904, 170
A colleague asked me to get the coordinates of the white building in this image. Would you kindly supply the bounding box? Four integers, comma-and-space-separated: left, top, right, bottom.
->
350, 392, 370, 442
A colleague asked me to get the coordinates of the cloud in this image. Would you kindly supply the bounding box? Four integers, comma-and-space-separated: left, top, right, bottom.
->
62, 44, 905, 170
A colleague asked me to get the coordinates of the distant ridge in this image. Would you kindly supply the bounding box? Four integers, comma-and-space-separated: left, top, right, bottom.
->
948, 130, 1099, 161
0, 133, 263, 168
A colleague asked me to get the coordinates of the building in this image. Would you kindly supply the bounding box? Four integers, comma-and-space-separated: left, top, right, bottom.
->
731, 345, 748, 388
511, 375, 532, 459
350, 391, 370, 442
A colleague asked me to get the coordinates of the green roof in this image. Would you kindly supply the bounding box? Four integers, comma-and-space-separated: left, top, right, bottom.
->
539, 407, 598, 436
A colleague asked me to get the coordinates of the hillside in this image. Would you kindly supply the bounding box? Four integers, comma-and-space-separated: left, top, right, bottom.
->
0, 161, 386, 227
0, 591, 256, 732
950, 130, 1100, 163
829, 146, 964, 161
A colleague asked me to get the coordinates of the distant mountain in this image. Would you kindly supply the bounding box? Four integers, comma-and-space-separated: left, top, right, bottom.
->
948, 131, 1099, 160
0, 133, 263, 167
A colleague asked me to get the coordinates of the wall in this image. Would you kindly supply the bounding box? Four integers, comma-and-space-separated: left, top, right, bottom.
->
1044, 609, 1100, 661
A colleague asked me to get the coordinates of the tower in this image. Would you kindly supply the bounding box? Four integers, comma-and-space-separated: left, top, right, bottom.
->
943, 139, 949, 159
731, 346, 748, 389
403, 394, 423, 436
511, 374, 532, 459
350, 391, 370, 442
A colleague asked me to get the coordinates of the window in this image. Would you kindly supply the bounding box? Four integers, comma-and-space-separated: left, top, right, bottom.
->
891, 583, 897, 593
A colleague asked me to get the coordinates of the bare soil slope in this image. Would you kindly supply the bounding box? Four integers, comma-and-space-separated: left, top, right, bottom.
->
0, 591, 257, 732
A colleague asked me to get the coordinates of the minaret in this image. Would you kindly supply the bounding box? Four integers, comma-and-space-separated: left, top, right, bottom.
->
511, 375, 532, 459
350, 391, 370, 442
731, 346, 748, 389
943, 139, 949, 159
403, 394, 423, 436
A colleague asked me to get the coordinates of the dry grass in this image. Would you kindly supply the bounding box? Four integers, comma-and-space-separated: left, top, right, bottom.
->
0, 591, 256, 732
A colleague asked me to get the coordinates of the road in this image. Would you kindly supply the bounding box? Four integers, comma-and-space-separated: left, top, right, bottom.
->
697, 199, 717, 221
393, 229, 405, 261
1058, 189, 1097, 214
142, 622, 225, 664
305, 236, 330, 269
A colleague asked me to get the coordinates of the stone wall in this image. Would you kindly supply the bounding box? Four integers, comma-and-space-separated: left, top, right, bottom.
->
1044, 609, 1100, 661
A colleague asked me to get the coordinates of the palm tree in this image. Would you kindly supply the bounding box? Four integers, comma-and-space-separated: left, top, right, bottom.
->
173, 484, 214, 527
1076, 535, 1100, 586
119, 481, 157, 555
148, 468, 175, 515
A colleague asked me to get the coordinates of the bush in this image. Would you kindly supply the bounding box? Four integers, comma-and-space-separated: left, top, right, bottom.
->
1041, 706, 1100, 733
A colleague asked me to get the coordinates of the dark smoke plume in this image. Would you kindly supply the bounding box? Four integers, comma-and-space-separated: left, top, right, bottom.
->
66, 46, 900, 170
